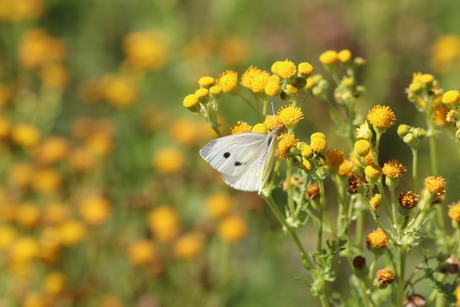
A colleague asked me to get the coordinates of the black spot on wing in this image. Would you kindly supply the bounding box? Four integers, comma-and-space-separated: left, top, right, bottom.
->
223, 152, 230, 158
234, 161, 243, 166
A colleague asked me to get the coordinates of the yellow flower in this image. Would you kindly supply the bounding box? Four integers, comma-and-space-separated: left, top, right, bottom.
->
302, 160, 313, 172
252, 123, 267, 133
0, 225, 17, 250
218, 37, 247, 66
57, 220, 86, 247
35, 136, 69, 165
424, 176, 446, 196
277, 105, 303, 128
19, 29, 66, 69
325, 148, 345, 169
265, 81, 281, 96
367, 105, 396, 128
382, 160, 406, 179
398, 191, 418, 209
218, 216, 247, 243
375, 268, 395, 285
169, 118, 199, 147
183, 94, 199, 110
431, 34, 460, 73
15, 203, 40, 228
10, 237, 39, 261
442, 90, 460, 106
301, 143, 313, 158
241, 66, 270, 93
122, 30, 167, 70
263, 115, 282, 131
205, 192, 232, 218
354, 139, 371, 157
366, 228, 390, 249
42, 203, 68, 225
174, 233, 203, 259
433, 105, 450, 126
448, 202, 460, 222
198, 76, 215, 88
311, 132, 326, 140
276, 134, 298, 159
195, 88, 209, 100
79, 196, 112, 226
229, 121, 252, 134
298, 62, 314, 77
209, 85, 223, 96
319, 50, 338, 65
217, 70, 238, 93
369, 194, 382, 211
365, 164, 382, 179
101, 74, 138, 107
409, 82, 422, 92
128, 239, 156, 265
0, 0, 45, 22
9, 162, 34, 187
43, 272, 66, 295
40, 63, 69, 89
22, 292, 49, 307
271, 59, 297, 79
356, 121, 373, 140
68, 148, 96, 172
337, 49, 352, 62
338, 159, 353, 177
285, 83, 300, 95
420, 73, 434, 84
32, 168, 61, 194
147, 206, 179, 242
11, 123, 41, 148
152, 147, 184, 175
310, 137, 327, 153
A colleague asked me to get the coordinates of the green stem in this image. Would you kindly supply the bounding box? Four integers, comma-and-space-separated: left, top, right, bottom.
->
411, 149, 418, 193
317, 179, 326, 251
262, 195, 314, 269
395, 246, 407, 306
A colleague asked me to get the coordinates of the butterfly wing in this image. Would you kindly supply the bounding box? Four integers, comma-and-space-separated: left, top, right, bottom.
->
200, 130, 278, 193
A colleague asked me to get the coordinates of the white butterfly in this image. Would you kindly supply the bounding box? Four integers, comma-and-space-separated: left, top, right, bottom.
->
200, 127, 279, 194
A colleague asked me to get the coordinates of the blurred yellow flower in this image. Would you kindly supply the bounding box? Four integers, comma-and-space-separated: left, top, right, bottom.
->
0, 202, 16, 222
169, 118, 200, 147
79, 196, 112, 226
10, 236, 39, 262
218, 216, 247, 243
128, 239, 156, 265
40, 63, 69, 89
319, 50, 338, 65
424, 176, 446, 196
265, 81, 281, 96
42, 272, 66, 295
198, 76, 215, 88
276, 134, 298, 159
218, 37, 247, 66
153, 147, 184, 175
68, 148, 96, 172
38, 227, 61, 263
147, 206, 179, 242
15, 203, 40, 228
57, 220, 86, 247
9, 162, 34, 187
205, 192, 232, 218
101, 74, 138, 107
32, 168, 61, 194
337, 49, 352, 62
99, 295, 124, 307
431, 34, 460, 73
366, 228, 390, 249
0, 0, 45, 22
85, 132, 113, 156
42, 203, 68, 225
298, 62, 314, 77
34, 136, 69, 165
0, 113, 10, 138
11, 123, 41, 148
22, 292, 49, 307
123, 30, 168, 70
0, 225, 17, 250
19, 29, 66, 69
174, 233, 203, 259
325, 148, 345, 169
448, 202, 460, 222
376, 268, 395, 285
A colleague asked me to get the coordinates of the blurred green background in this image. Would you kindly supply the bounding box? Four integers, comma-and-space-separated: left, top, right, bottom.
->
0, 0, 460, 306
